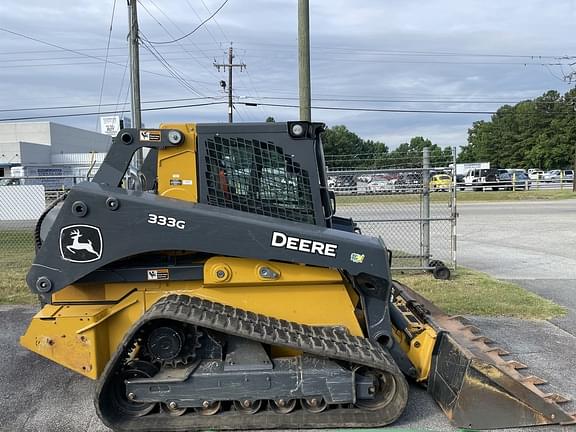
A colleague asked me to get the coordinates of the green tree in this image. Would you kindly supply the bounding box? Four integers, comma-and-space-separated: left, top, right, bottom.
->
459, 89, 576, 169
388, 137, 453, 167
321, 125, 388, 169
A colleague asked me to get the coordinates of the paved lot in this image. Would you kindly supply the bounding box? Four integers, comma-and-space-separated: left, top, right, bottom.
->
458, 200, 576, 335
1, 199, 575, 431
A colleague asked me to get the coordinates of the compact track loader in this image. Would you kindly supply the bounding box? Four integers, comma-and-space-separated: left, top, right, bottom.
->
21, 122, 575, 430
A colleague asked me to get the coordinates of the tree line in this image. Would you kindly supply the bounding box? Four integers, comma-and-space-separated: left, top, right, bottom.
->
269, 85, 576, 171
321, 125, 453, 169
458, 89, 576, 170
266, 116, 453, 169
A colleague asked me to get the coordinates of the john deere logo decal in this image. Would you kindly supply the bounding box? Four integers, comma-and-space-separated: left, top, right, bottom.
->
59, 225, 103, 263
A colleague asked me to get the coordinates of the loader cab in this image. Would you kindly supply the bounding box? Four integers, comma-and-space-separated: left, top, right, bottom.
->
194, 122, 335, 227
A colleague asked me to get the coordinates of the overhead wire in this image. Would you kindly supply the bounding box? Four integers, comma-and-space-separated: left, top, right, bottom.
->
144, 0, 230, 45
184, 0, 222, 49
0, 101, 228, 122
3, 98, 576, 122
0, 26, 214, 85
200, 0, 230, 42
96, 0, 118, 128
139, 31, 205, 96
4, 93, 572, 115
139, 0, 220, 77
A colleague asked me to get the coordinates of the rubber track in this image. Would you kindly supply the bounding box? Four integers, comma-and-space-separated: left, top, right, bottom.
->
96, 294, 409, 432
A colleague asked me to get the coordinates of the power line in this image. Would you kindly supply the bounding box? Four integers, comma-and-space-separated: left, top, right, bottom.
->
183, 0, 222, 48
0, 101, 227, 122
96, 0, 118, 127
4, 93, 571, 115
145, 0, 230, 45
0, 96, 222, 113
139, 32, 205, 96
200, 0, 230, 42
239, 101, 569, 115
138, 0, 219, 79
0, 26, 214, 85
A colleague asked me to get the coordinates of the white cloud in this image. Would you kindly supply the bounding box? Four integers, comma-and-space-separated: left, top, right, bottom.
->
0, 0, 574, 148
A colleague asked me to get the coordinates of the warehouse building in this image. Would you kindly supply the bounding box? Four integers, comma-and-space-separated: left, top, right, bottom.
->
0, 122, 112, 178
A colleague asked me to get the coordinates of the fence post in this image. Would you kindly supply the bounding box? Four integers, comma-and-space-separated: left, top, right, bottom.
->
451, 146, 458, 270
421, 147, 431, 268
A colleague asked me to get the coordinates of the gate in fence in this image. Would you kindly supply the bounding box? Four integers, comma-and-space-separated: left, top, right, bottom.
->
327, 147, 457, 276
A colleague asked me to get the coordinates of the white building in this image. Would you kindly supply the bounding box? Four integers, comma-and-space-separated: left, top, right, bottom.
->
0, 122, 112, 178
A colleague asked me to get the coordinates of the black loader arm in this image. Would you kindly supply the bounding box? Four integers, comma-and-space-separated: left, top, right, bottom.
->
28, 182, 391, 297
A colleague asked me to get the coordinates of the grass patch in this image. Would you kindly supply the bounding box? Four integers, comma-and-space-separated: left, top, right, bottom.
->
336, 189, 575, 205
394, 267, 566, 320
0, 230, 36, 304
456, 189, 576, 202
0, 230, 568, 320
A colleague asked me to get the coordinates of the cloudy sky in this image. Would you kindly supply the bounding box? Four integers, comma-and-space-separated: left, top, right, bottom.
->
1, 0, 575, 149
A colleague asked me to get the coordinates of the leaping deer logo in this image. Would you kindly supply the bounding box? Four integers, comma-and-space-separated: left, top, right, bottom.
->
67, 229, 98, 256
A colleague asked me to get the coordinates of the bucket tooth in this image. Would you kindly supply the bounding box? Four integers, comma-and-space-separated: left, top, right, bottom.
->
471, 335, 495, 344
448, 315, 472, 325
460, 324, 481, 334
543, 393, 571, 404
506, 360, 528, 370
483, 346, 510, 356
522, 375, 548, 386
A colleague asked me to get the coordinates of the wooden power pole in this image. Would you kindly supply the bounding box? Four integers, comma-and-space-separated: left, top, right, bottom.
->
298, 0, 311, 121
127, 0, 143, 167
214, 46, 245, 123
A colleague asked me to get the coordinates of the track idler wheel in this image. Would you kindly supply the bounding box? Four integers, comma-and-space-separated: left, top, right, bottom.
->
112, 360, 158, 417
301, 397, 328, 413
354, 369, 398, 411
234, 399, 263, 414
270, 398, 297, 414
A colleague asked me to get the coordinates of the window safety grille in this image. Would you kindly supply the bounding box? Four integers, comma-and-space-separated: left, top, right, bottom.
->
204, 135, 315, 224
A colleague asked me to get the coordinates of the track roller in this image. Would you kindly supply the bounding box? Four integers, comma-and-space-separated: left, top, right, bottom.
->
301, 397, 327, 413
234, 399, 262, 414
195, 400, 221, 416
270, 398, 297, 414
161, 402, 186, 417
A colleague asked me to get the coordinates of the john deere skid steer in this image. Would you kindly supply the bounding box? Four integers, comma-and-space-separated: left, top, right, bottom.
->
21, 122, 575, 430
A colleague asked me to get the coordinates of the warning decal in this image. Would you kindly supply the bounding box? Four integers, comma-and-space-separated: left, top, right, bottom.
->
147, 268, 170, 280
140, 130, 161, 142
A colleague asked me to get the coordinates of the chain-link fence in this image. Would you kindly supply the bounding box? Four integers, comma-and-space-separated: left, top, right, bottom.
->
327, 148, 457, 272
0, 177, 75, 302
0, 155, 457, 303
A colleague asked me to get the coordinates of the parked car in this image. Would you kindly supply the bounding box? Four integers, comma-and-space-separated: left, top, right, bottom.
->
498, 172, 529, 190
430, 174, 452, 191
356, 174, 372, 183
528, 170, 544, 180
543, 169, 574, 181
333, 175, 357, 194
396, 172, 421, 192
367, 179, 393, 194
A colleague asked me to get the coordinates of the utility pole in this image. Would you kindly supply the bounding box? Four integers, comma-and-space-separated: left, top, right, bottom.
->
214, 45, 245, 123
298, 0, 311, 121
127, 0, 143, 167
